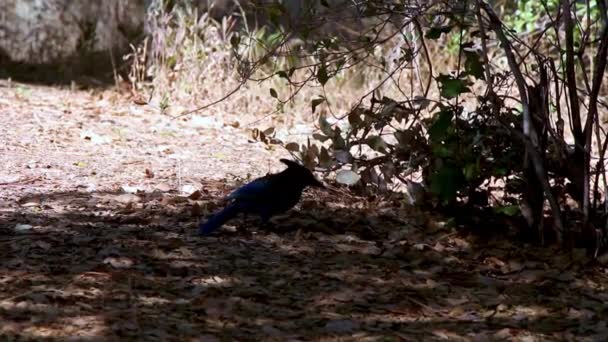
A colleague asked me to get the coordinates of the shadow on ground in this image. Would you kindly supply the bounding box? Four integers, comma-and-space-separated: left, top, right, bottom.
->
0, 186, 607, 340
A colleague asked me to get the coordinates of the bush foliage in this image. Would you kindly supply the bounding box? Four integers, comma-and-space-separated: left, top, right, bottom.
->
147, 0, 608, 251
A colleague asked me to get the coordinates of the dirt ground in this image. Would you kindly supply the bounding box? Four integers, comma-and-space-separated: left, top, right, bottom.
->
1, 82, 608, 341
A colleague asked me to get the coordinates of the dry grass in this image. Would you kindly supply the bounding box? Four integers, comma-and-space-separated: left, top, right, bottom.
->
132, 6, 450, 141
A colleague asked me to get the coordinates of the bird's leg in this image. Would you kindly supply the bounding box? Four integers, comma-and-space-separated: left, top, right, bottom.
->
237, 212, 249, 235
259, 215, 279, 233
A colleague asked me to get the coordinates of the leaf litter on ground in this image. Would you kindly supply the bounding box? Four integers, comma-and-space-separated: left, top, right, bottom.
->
0, 85, 607, 340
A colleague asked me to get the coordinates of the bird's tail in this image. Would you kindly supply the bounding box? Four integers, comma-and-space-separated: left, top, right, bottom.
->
198, 202, 242, 236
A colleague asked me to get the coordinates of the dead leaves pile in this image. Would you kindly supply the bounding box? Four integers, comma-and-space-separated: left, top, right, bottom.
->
1, 185, 608, 341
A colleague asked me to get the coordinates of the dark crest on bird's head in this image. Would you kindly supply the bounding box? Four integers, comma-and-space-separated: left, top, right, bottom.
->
280, 159, 325, 188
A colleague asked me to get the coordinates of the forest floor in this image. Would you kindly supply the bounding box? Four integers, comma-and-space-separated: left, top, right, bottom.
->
1, 82, 608, 341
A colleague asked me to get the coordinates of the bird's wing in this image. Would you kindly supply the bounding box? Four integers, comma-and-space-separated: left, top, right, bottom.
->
226, 176, 272, 201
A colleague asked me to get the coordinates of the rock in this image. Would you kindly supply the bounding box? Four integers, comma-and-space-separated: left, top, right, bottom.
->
0, 0, 146, 82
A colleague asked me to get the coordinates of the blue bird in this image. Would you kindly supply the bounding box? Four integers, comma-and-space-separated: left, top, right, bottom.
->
199, 159, 324, 235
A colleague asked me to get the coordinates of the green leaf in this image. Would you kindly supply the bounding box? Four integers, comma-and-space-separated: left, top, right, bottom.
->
394, 130, 413, 146
413, 96, 430, 110
335, 150, 352, 163
430, 166, 465, 203
267, 4, 284, 27
425, 26, 453, 39
432, 144, 454, 158
319, 115, 333, 136
230, 35, 240, 48
311, 97, 325, 113
317, 64, 329, 85
269, 88, 278, 98
464, 51, 485, 80
463, 162, 478, 181
267, 31, 283, 45
335, 58, 346, 71
437, 75, 470, 99
378, 97, 397, 117
336, 170, 360, 185
312, 133, 329, 142
348, 110, 363, 127
494, 205, 520, 216
428, 110, 454, 140
366, 135, 388, 153
495, 167, 509, 176
333, 135, 346, 149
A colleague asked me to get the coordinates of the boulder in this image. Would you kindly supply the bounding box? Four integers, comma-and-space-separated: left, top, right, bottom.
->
0, 0, 147, 82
